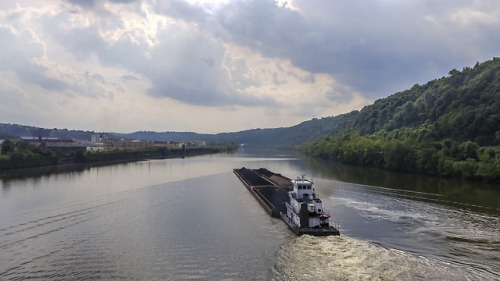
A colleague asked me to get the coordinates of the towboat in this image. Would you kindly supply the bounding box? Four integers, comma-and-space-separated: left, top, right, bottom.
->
234, 168, 339, 236
282, 175, 339, 236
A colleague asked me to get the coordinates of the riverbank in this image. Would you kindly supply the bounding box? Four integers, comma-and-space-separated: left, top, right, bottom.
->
302, 135, 500, 184
0, 145, 237, 171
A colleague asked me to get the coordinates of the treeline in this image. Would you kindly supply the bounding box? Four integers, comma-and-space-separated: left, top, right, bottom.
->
0, 140, 238, 170
303, 134, 500, 183
74, 144, 236, 163
0, 140, 59, 169
302, 58, 500, 183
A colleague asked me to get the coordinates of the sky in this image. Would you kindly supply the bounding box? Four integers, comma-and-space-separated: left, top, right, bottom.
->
0, 0, 499, 134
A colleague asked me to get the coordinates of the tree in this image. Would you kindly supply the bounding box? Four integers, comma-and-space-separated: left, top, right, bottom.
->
458, 141, 479, 160
383, 140, 416, 171
1, 139, 14, 154
416, 146, 439, 174
453, 158, 478, 179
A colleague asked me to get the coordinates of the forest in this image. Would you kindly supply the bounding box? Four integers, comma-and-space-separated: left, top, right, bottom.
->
302, 58, 500, 183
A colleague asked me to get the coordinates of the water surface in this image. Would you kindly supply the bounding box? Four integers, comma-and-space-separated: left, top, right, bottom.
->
1, 149, 498, 280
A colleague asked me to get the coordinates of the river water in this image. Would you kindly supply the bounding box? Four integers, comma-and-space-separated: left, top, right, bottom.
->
0, 148, 498, 280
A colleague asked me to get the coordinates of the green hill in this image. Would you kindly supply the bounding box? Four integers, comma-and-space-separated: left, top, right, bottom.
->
109, 113, 357, 148
350, 58, 500, 144
303, 58, 500, 182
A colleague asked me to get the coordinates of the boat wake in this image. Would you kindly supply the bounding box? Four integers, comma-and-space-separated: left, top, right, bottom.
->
271, 235, 484, 281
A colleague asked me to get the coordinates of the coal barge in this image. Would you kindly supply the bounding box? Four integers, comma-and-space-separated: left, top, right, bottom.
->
234, 168, 340, 236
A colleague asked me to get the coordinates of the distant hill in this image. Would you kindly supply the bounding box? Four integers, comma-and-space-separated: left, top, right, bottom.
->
0, 124, 117, 142
110, 113, 356, 147
110, 131, 214, 143
345, 57, 500, 145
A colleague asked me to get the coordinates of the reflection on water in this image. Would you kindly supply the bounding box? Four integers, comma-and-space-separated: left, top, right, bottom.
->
0, 170, 290, 280
300, 154, 500, 215
1, 150, 499, 280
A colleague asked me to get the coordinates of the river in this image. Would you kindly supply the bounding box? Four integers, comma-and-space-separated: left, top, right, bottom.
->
0, 148, 498, 280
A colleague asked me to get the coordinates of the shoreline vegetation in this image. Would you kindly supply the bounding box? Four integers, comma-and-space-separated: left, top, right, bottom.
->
301, 135, 500, 184
0, 141, 238, 171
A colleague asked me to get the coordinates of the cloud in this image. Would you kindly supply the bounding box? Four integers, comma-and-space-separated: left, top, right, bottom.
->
143, 25, 234, 105
38, 0, 338, 108
213, 0, 500, 98
0, 26, 68, 91
0, 0, 499, 133
121, 74, 139, 80
66, 0, 139, 8
152, 0, 208, 22
41, 1, 273, 106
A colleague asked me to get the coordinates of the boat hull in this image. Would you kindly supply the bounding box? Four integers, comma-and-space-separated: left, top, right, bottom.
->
281, 211, 340, 236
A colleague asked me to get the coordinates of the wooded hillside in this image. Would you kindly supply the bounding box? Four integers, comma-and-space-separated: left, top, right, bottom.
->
303, 58, 500, 182
351, 58, 500, 145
